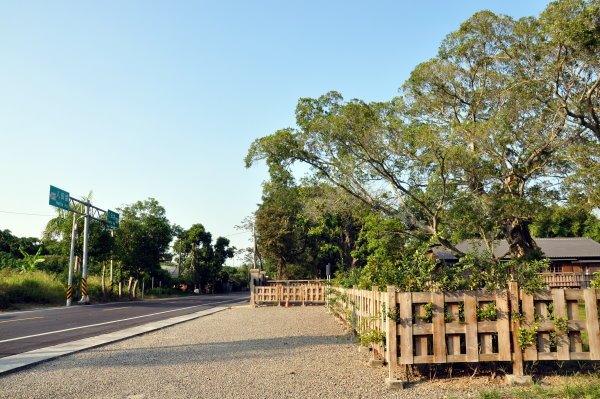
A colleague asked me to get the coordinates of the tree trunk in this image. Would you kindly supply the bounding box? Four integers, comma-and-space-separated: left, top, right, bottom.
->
277, 257, 285, 280
503, 218, 539, 259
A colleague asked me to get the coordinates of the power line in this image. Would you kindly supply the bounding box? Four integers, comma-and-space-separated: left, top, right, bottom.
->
222, 231, 248, 238
0, 210, 54, 217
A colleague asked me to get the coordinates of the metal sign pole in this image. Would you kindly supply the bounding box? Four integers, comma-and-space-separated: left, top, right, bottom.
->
66, 213, 78, 306
49, 186, 120, 306
78, 204, 91, 304
110, 229, 114, 295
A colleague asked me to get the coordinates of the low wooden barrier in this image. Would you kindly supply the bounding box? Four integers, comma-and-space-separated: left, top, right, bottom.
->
252, 283, 325, 306
330, 283, 600, 381
540, 272, 593, 289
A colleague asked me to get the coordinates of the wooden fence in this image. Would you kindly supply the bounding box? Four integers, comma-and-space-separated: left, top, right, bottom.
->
252, 283, 325, 306
330, 283, 600, 379
541, 272, 594, 289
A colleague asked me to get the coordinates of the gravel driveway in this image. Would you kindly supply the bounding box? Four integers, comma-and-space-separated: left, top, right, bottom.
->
0, 304, 503, 398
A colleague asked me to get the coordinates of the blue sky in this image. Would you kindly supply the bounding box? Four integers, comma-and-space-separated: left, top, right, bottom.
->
0, 0, 551, 265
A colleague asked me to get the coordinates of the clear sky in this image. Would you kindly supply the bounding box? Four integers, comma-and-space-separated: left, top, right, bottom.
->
0, 0, 552, 265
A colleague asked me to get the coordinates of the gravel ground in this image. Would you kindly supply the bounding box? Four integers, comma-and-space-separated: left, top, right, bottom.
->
0, 305, 507, 399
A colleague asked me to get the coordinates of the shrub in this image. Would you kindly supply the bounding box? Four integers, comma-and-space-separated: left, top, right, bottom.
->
0, 269, 65, 309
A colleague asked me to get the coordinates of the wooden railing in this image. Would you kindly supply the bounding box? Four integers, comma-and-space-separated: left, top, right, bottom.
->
252, 283, 325, 306
330, 284, 600, 380
540, 272, 594, 289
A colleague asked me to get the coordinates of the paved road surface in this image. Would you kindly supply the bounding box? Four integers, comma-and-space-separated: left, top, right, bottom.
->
0, 293, 248, 358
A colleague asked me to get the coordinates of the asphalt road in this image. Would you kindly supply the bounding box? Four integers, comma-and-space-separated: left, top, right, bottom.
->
0, 293, 249, 358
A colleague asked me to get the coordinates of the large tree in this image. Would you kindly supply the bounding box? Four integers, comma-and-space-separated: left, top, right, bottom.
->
247, 1, 599, 261
115, 198, 172, 281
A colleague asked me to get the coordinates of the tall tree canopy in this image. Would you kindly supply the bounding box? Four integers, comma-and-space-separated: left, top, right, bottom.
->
115, 198, 172, 280
246, 0, 600, 262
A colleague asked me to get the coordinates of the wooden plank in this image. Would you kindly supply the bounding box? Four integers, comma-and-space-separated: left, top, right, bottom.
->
446, 354, 467, 363
476, 294, 497, 301
570, 352, 591, 360
538, 352, 558, 361
432, 291, 446, 363
386, 286, 398, 372
413, 325, 433, 335
412, 292, 432, 303
583, 289, 600, 359
571, 331, 584, 353
532, 291, 553, 301
565, 290, 584, 301
552, 289, 570, 361
414, 300, 430, 357
413, 355, 434, 364
481, 334, 493, 354
446, 303, 461, 355
497, 290, 511, 362
509, 282, 524, 376
478, 321, 497, 333
464, 293, 478, 362
399, 292, 413, 365
445, 323, 465, 334
479, 353, 500, 362
536, 299, 551, 354
521, 291, 538, 361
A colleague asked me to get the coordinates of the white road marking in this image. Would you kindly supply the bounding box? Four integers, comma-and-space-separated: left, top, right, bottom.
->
0, 316, 45, 324
0, 298, 246, 344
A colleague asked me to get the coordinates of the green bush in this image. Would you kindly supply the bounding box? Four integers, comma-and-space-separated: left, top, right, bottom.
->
0, 269, 65, 309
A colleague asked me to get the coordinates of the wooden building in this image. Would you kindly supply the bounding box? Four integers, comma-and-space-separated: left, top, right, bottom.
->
433, 237, 600, 288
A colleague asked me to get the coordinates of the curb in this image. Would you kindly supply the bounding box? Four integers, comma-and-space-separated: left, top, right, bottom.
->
0, 305, 234, 376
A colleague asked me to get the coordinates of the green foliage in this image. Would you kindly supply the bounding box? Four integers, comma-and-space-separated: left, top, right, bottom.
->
179, 223, 235, 293
591, 271, 600, 289
554, 316, 569, 334
17, 247, 45, 273
531, 205, 600, 242
245, 0, 600, 272
511, 310, 525, 323
517, 323, 540, 350
115, 198, 172, 281
416, 302, 434, 323
0, 251, 24, 270
476, 303, 498, 322
0, 269, 64, 309
386, 305, 401, 323
358, 328, 386, 347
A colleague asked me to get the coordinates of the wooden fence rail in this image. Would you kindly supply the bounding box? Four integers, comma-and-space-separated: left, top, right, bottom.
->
252, 284, 325, 306
330, 283, 600, 380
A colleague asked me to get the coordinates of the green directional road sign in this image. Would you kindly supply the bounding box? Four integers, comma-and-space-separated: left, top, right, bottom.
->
107, 209, 120, 229
49, 185, 70, 211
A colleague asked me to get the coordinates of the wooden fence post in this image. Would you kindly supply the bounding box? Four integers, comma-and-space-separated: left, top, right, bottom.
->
387, 286, 398, 375
552, 289, 570, 361
508, 282, 525, 378
464, 292, 479, 362
432, 291, 447, 363
583, 289, 600, 360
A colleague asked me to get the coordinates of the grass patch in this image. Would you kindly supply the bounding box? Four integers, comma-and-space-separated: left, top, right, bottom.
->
0, 269, 65, 309
479, 374, 600, 399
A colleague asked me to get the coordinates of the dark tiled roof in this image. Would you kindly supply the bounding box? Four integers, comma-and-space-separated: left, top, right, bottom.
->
432, 237, 600, 261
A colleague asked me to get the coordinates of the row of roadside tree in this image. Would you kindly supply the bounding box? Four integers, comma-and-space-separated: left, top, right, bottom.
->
0, 197, 248, 309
